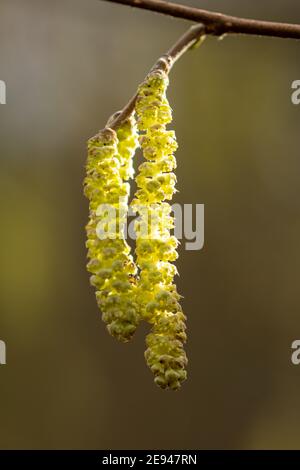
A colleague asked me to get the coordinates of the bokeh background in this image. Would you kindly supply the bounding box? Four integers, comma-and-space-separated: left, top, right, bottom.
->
0, 0, 300, 450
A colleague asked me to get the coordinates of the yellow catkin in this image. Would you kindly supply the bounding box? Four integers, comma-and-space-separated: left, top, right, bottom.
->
84, 117, 140, 342
132, 70, 187, 390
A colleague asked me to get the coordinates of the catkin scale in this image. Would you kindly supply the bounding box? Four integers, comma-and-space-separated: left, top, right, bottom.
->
84, 119, 140, 342
133, 70, 187, 390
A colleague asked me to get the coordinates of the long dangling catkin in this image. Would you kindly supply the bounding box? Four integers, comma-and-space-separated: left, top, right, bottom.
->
132, 70, 187, 390
84, 116, 140, 342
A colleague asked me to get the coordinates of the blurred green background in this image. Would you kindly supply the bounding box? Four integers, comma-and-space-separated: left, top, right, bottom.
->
0, 0, 300, 450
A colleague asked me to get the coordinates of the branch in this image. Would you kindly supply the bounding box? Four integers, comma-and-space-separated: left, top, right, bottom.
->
100, 0, 300, 130
102, 0, 300, 40
108, 23, 206, 129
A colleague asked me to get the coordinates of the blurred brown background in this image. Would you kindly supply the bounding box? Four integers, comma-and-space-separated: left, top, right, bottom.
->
0, 0, 300, 450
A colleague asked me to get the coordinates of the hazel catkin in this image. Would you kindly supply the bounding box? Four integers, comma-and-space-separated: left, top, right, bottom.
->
84, 118, 140, 342
133, 70, 188, 390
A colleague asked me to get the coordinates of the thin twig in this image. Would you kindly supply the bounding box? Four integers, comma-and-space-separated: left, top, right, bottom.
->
102, 0, 300, 39
99, 0, 300, 130
108, 24, 206, 129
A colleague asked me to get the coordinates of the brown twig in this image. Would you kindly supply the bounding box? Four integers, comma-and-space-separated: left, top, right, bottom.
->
102, 0, 300, 39
108, 24, 206, 129
100, 0, 300, 130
